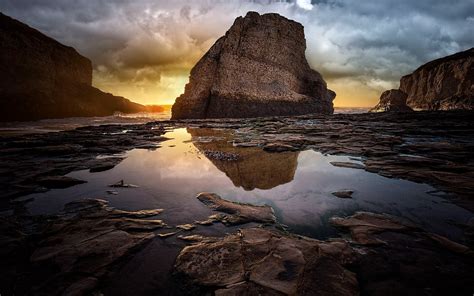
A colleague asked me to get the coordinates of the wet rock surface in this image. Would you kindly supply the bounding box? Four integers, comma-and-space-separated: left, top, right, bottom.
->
175, 212, 474, 296
171, 12, 334, 119
0, 199, 165, 295
174, 227, 357, 296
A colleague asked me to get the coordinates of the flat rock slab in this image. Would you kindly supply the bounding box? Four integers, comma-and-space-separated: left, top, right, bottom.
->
175, 227, 358, 295
196, 192, 276, 225
174, 212, 474, 295
175, 228, 358, 295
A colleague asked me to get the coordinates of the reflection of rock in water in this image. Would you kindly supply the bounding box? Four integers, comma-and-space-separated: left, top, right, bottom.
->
188, 128, 299, 190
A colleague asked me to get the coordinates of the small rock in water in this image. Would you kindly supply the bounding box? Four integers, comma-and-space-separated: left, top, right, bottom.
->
108, 180, 139, 188
195, 218, 217, 226
106, 190, 119, 195
178, 234, 206, 242
196, 192, 276, 225
158, 231, 180, 238
176, 224, 195, 231
332, 190, 354, 199
330, 161, 365, 170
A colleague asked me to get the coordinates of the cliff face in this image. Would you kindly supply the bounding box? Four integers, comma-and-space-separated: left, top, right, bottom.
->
372, 48, 473, 112
0, 13, 145, 122
400, 48, 474, 110
172, 12, 335, 119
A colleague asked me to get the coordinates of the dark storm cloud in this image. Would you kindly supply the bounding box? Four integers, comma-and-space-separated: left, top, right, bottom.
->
0, 0, 473, 104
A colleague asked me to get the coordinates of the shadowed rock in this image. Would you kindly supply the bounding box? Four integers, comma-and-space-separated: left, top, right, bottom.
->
196, 192, 276, 225
27, 199, 165, 294
172, 12, 335, 119
370, 89, 413, 112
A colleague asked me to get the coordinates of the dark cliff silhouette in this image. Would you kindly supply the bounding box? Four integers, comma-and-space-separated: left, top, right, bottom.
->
0, 13, 146, 122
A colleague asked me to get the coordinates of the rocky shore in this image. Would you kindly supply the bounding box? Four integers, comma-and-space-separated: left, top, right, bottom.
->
1, 111, 474, 295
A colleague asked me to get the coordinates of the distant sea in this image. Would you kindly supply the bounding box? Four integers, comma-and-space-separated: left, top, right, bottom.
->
0, 107, 369, 136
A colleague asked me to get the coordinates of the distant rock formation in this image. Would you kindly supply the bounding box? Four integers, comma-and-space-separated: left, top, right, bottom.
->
372, 48, 474, 112
370, 89, 413, 112
172, 12, 335, 119
0, 13, 145, 122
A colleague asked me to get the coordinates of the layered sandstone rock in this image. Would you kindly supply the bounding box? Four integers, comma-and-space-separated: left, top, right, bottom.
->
0, 13, 145, 122
172, 12, 335, 119
370, 89, 413, 112
373, 48, 474, 111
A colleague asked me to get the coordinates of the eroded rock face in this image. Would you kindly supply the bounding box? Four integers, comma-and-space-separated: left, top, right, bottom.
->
0, 13, 145, 121
375, 48, 474, 111
172, 12, 335, 119
370, 89, 413, 112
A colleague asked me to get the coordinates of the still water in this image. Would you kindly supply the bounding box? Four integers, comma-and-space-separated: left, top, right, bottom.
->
22, 128, 473, 241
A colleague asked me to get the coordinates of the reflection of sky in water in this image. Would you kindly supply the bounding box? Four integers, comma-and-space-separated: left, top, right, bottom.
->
22, 128, 473, 242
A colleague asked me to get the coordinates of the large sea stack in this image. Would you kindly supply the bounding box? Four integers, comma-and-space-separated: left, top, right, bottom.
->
372, 47, 473, 112
0, 13, 145, 122
172, 12, 335, 119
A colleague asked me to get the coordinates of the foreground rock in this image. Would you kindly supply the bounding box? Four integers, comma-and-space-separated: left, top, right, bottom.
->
0, 13, 146, 122
174, 212, 474, 295
370, 89, 413, 112
196, 192, 276, 225
1, 199, 165, 295
172, 12, 335, 119
374, 47, 473, 111
175, 227, 358, 295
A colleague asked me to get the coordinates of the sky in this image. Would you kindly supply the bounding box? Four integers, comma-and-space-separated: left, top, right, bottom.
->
1, 0, 473, 107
